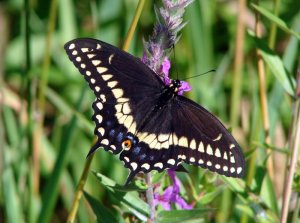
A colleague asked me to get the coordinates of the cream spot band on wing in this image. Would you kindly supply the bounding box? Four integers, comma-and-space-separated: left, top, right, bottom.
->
206, 144, 213, 155
81, 47, 90, 52
92, 60, 101, 66
237, 167, 242, 174
68, 43, 75, 49
213, 133, 222, 141
167, 159, 175, 165
178, 136, 188, 147
190, 139, 196, 150
101, 139, 109, 145
215, 148, 221, 157
98, 127, 105, 136
107, 81, 118, 88
158, 134, 169, 142
130, 162, 138, 170
198, 142, 205, 152
141, 163, 150, 170
102, 74, 113, 81
112, 88, 124, 98
97, 67, 108, 74
154, 162, 163, 169
109, 54, 114, 64
87, 54, 96, 59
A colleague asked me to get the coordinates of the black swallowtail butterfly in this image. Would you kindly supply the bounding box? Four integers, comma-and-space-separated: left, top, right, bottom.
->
64, 38, 245, 184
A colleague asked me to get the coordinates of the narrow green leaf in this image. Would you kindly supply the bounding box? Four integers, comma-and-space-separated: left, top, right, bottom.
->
251, 4, 300, 40
3, 106, 19, 146
249, 31, 296, 96
260, 174, 279, 214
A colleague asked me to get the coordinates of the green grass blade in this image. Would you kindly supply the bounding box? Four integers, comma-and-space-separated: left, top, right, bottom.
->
249, 31, 296, 96
251, 4, 300, 40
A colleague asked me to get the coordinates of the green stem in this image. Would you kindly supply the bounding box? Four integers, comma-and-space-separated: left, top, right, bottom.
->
268, 0, 281, 49
123, 0, 146, 51
67, 153, 95, 223
34, 0, 58, 194
146, 173, 155, 222
280, 75, 300, 223
230, 0, 246, 128
24, 0, 34, 222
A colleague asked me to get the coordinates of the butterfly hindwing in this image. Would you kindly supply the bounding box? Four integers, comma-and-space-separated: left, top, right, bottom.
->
172, 96, 245, 177
118, 96, 244, 181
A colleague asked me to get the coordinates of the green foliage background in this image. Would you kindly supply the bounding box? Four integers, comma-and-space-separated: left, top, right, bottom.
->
1, 0, 300, 222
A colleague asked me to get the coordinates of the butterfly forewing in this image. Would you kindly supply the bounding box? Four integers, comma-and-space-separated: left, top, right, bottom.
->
64, 38, 164, 155
64, 38, 245, 183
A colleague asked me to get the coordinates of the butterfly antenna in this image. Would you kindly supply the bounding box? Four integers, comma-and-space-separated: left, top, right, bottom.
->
182, 69, 216, 81
172, 44, 179, 80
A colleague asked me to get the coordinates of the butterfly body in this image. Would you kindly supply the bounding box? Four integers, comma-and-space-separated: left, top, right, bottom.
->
64, 38, 245, 184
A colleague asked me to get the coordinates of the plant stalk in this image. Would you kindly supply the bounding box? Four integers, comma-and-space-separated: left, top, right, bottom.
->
280, 66, 300, 223
254, 0, 274, 180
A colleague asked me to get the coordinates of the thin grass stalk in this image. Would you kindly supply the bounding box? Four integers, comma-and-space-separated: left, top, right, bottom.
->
0, 5, 7, 194
265, 0, 281, 92
291, 192, 300, 223
216, 189, 232, 223
123, 0, 146, 52
24, 0, 35, 222
67, 153, 95, 223
230, 0, 246, 128
241, 65, 261, 223
146, 173, 155, 223
268, 0, 281, 49
34, 0, 58, 193
221, 1, 246, 222
254, 0, 274, 180
66, 1, 145, 222
280, 69, 300, 223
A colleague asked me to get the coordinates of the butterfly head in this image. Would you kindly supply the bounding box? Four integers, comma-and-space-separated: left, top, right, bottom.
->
170, 79, 181, 93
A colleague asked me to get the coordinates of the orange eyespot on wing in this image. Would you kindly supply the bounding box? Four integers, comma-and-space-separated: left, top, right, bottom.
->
122, 139, 132, 150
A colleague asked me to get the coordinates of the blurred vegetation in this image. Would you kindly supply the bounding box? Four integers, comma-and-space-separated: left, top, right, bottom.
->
1, 0, 300, 222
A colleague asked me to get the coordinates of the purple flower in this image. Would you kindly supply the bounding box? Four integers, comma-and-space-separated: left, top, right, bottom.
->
153, 170, 193, 210
178, 81, 192, 95
143, 0, 194, 74
161, 57, 171, 85
160, 58, 192, 94
141, 52, 147, 64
